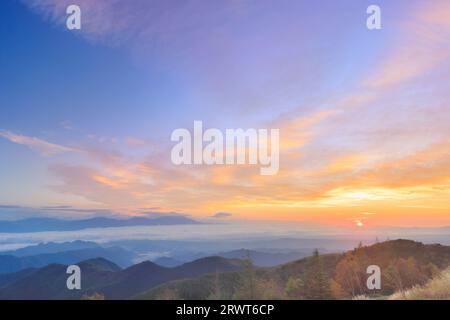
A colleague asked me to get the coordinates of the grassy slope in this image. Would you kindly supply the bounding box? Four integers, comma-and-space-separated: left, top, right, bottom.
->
389, 267, 450, 300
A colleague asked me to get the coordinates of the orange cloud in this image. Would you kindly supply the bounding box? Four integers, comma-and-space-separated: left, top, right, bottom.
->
93, 175, 126, 189
18, 1, 450, 226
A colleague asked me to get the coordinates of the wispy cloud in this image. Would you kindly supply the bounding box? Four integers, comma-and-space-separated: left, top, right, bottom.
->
0, 130, 78, 156
365, 1, 450, 89
23, 0, 252, 47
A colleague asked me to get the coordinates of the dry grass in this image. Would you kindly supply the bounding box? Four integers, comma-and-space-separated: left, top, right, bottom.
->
389, 268, 450, 300
352, 294, 370, 300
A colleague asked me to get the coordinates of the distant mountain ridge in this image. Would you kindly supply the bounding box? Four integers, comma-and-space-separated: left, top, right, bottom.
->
0, 242, 136, 273
153, 249, 312, 267
0, 256, 242, 299
0, 216, 199, 233
153, 256, 184, 268
215, 249, 311, 267
2, 240, 100, 257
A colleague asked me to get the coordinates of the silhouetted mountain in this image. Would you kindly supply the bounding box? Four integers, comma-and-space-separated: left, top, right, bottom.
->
0, 256, 242, 299
0, 216, 199, 233
216, 249, 311, 267
3, 241, 100, 257
79, 258, 122, 272
0, 268, 37, 288
153, 257, 184, 267
0, 246, 136, 273
106, 238, 340, 256
0, 258, 121, 300
151, 249, 312, 267
175, 256, 242, 276
97, 256, 242, 299
97, 261, 172, 299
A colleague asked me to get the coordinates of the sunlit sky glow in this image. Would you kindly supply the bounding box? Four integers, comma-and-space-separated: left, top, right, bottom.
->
1, 0, 450, 227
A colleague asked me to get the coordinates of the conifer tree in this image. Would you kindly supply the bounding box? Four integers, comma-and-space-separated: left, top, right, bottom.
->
303, 249, 332, 299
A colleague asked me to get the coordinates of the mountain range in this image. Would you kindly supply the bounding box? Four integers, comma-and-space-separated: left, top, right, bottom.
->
153, 249, 312, 267
0, 256, 242, 299
0, 245, 136, 273
136, 240, 450, 299
0, 239, 448, 300
0, 216, 199, 233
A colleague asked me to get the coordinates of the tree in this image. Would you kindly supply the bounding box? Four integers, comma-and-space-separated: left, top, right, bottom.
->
259, 279, 282, 299
285, 277, 304, 299
384, 262, 404, 295
384, 257, 429, 295
334, 255, 364, 297
330, 279, 347, 299
207, 271, 223, 300
233, 257, 258, 299
303, 249, 332, 299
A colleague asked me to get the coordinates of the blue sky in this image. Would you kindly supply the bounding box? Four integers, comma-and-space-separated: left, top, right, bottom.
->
1, 0, 387, 130
1, 0, 450, 227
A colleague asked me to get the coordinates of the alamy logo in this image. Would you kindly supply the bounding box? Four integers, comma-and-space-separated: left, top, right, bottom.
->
66, 4, 81, 30
66, 265, 81, 290
171, 121, 279, 175
366, 5, 382, 30
366, 265, 381, 290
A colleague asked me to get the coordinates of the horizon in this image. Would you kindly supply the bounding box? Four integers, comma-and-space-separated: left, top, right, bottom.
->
0, 215, 449, 254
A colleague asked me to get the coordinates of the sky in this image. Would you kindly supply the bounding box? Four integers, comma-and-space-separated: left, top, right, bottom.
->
1, 0, 450, 228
